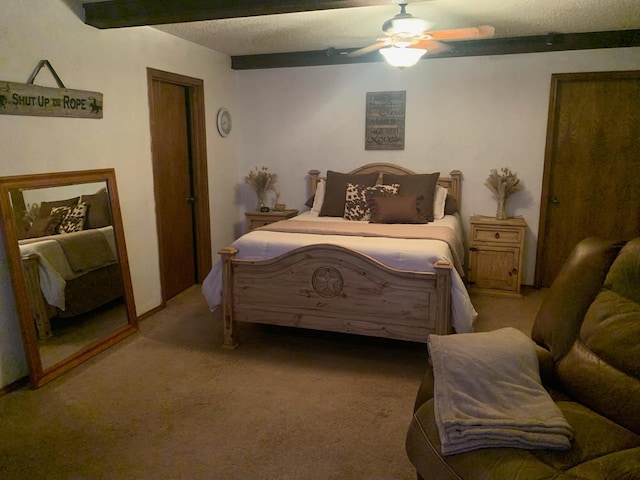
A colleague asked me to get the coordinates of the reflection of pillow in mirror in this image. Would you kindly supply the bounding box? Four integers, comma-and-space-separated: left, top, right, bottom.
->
81, 188, 112, 229
38, 197, 80, 219
49, 206, 72, 233
58, 202, 88, 233
25, 216, 60, 238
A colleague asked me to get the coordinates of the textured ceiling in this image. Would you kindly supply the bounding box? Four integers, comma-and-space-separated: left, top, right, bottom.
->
80, 0, 640, 57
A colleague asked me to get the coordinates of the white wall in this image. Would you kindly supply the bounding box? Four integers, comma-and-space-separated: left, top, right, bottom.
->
0, 0, 239, 387
235, 47, 640, 284
2, 0, 639, 390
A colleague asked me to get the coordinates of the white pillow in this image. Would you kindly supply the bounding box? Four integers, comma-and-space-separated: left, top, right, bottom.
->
311, 179, 326, 213
433, 185, 447, 220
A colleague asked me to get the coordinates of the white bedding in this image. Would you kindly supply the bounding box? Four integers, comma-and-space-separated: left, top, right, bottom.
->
18, 226, 117, 310
202, 211, 477, 333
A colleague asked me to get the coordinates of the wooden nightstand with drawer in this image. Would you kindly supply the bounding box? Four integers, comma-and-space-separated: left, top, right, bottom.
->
245, 209, 298, 232
468, 215, 527, 297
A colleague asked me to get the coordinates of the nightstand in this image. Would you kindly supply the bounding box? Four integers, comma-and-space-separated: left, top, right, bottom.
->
468, 215, 527, 297
245, 209, 299, 232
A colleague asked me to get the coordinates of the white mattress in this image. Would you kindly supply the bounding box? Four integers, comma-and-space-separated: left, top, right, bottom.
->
203, 212, 477, 333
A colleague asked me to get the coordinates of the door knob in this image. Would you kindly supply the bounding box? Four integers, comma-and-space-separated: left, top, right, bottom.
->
549, 196, 559, 205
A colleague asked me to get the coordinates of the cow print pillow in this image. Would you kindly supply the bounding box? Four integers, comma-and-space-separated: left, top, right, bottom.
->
344, 183, 399, 221
57, 201, 88, 233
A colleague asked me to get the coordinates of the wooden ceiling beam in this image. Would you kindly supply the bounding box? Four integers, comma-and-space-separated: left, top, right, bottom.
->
83, 0, 395, 29
231, 29, 640, 70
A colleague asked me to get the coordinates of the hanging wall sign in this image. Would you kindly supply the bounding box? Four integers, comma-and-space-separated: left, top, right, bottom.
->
365, 90, 405, 150
0, 60, 103, 119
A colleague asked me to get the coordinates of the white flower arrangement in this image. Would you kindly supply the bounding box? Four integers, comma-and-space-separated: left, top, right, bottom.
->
245, 166, 278, 208
484, 168, 523, 220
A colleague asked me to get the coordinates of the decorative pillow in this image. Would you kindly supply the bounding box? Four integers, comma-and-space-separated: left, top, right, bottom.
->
58, 202, 88, 233
368, 194, 427, 224
444, 194, 459, 215
48, 206, 72, 233
81, 188, 112, 229
37, 196, 80, 219
382, 172, 440, 222
304, 195, 314, 208
433, 185, 448, 220
344, 183, 398, 221
25, 216, 60, 238
311, 179, 326, 213
319, 171, 378, 217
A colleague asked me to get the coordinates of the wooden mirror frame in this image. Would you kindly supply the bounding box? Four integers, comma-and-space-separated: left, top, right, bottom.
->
0, 169, 138, 388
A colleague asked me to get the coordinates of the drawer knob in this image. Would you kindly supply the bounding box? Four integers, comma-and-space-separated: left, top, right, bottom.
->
494, 232, 501, 239
508, 268, 518, 276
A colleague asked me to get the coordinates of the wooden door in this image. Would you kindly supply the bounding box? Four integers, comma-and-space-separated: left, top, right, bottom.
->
148, 69, 212, 302
535, 71, 640, 287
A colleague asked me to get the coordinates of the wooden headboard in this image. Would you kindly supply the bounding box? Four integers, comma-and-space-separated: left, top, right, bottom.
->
308, 163, 462, 209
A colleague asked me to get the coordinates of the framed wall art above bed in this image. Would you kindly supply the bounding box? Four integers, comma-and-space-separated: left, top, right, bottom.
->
203, 163, 475, 349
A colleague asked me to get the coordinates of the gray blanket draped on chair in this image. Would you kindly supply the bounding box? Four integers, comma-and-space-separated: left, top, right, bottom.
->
428, 327, 573, 455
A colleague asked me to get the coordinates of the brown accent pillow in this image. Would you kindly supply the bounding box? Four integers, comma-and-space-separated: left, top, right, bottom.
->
368, 194, 427, 224
382, 173, 439, 222
444, 194, 458, 215
81, 188, 112, 229
25, 216, 59, 238
319, 170, 378, 217
38, 196, 80, 218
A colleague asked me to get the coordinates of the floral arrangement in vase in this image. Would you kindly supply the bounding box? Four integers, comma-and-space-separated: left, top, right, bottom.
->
245, 166, 278, 211
484, 168, 523, 220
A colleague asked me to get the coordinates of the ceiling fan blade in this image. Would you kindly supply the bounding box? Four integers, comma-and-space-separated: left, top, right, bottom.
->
410, 40, 450, 55
347, 40, 390, 57
427, 25, 495, 41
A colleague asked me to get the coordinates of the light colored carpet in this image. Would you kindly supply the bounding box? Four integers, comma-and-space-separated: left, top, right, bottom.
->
0, 286, 545, 479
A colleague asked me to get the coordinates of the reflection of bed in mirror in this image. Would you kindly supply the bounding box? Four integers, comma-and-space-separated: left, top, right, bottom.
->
19, 227, 124, 341
0, 169, 138, 388
14, 185, 124, 341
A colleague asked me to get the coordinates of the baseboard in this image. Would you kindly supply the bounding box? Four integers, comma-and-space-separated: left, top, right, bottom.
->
0, 376, 30, 397
137, 303, 164, 322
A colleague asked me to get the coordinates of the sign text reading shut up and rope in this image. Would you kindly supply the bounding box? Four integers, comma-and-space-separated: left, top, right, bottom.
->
0, 81, 103, 119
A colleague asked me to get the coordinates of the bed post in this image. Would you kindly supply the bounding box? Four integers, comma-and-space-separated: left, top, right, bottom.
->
448, 170, 462, 208
433, 260, 453, 335
22, 254, 53, 341
218, 246, 239, 349
308, 169, 320, 197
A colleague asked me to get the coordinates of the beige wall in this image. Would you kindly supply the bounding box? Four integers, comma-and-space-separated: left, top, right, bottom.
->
2, 0, 639, 389
0, 0, 239, 387
235, 48, 640, 285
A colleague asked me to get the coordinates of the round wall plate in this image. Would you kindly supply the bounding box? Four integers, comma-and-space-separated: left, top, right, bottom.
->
217, 108, 232, 137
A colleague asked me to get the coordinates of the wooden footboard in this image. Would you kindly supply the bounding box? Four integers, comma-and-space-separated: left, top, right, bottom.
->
219, 244, 452, 348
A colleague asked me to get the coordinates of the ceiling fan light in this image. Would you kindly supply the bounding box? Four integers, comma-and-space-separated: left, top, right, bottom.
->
380, 47, 426, 68
389, 17, 427, 37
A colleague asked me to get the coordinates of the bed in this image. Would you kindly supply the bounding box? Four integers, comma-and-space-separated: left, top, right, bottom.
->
203, 163, 477, 348
19, 226, 123, 341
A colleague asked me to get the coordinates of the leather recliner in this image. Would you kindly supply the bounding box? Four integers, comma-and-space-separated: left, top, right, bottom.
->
405, 237, 640, 479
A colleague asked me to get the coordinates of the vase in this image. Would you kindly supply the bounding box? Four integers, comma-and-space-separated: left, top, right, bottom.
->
256, 191, 267, 211
496, 193, 508, 220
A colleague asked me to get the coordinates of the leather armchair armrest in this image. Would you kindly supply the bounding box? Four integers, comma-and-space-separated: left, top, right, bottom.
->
413, 365, 435, 413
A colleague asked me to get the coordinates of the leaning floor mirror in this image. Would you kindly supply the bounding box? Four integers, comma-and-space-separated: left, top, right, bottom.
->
0, 169, 138, 388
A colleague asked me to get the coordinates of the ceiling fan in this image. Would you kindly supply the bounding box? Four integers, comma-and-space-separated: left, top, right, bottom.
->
349, 3, 495, 67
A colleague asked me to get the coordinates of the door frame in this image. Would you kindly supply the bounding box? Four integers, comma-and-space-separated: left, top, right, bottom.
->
534, 70, 639, 287
147, 68, 212, 302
